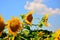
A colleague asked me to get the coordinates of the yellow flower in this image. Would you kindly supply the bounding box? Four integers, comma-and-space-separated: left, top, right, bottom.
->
55, 29, 60, 37
54, 29, 60, 40
38, 31, 44, 36
43, 22, 48, 26
7, 17, 23, 40
24, 11, 34, 26
43, 14, 49, 26
0, 16, 5, 36
44, 14, 49, 20
54, 37, 60, 40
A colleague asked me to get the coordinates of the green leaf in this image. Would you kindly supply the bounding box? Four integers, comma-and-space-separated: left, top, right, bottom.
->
38, 22, 43, 28
51, 33, 55, 38
20, 14, 25, 19
25, 25, 30, 30
23, 29, 30, 36
0, 38, 2, 40
49, 37, 54, 40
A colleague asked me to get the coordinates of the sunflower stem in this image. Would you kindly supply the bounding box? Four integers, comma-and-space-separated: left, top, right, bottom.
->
19, 36, 27, 40
12, 36, 15, 40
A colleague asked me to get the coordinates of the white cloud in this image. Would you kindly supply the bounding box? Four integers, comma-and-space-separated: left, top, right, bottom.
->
33, 0, 43, 3
48, 23, 52, 27
49, 8, 60, 15
24, 0, 60, 15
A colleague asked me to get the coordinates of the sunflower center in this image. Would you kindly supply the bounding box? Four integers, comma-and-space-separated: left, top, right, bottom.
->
10, 24, 19, 32
27, 14, 33, 22
0, 22, 5, 32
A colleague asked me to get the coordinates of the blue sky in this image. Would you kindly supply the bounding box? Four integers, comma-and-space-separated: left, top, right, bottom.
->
0, 0, 60, 31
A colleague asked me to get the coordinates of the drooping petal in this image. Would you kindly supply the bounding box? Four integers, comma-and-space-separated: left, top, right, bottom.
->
42, 14, 49, 27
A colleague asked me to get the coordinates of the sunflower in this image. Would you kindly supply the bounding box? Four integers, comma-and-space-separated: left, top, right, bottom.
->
54, 38, 58, 40
54, 29, 60, 40
38, 31, 44, 36
0, 16, 5, 36
7, 17, 23, 40
42, 14, 49, 26
24, 11, 34, 26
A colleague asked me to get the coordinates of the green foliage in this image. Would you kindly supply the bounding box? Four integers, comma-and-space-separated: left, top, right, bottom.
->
20, 14, 25, 19
0, 13, 55, 40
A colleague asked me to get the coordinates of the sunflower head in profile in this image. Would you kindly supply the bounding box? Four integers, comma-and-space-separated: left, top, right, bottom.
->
7, 17, 22, 36
24, 11, 34, 26
0, 16, 5, 36
42, 14, 49, 26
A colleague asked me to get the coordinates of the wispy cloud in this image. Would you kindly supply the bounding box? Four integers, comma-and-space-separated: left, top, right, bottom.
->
24, 0, 60, 15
